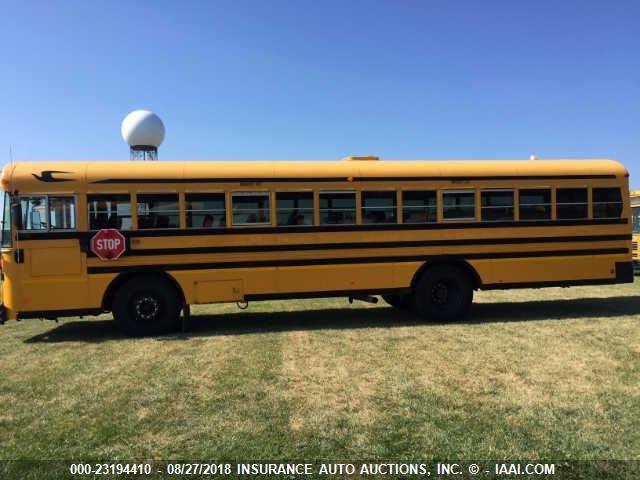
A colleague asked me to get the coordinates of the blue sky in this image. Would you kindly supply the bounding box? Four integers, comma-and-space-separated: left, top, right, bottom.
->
1, 0, 638, 186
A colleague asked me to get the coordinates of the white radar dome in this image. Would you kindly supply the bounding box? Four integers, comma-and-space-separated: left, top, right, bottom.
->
121, 110, 165, 148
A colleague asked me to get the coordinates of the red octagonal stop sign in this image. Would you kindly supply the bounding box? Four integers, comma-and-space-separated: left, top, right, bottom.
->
90, 229, 126, 261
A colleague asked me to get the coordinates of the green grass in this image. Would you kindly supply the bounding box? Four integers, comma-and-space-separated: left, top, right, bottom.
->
0, 279, 638, 479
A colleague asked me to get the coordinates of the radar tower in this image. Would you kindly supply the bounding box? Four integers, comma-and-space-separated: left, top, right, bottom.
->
121, 110, 165, 160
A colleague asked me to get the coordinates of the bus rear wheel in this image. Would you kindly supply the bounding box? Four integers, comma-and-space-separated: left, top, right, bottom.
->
112, 275, 181, 336
412, 265, 473, 322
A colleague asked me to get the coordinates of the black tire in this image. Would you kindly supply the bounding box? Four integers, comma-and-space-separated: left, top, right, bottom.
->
112, 275, 181, 336
412, 265, 473, 322
382, 293, 413, 310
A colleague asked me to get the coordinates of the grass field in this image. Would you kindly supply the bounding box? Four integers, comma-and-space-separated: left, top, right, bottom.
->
0, 279, 638, 479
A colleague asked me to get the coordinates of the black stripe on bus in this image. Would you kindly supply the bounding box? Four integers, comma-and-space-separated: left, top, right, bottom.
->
18, 231, 83, 240
86, 248, 629, 274
16, 218, 629, 241
18, 308, 104, 320
246, 287, 411, 301
86, 234, 631, 258
90, 174, 617, 184
482, 278, 622, 290
126, 218, 629, 237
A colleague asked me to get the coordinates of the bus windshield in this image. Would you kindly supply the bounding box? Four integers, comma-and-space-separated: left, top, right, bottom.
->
1, 192, 11, 247
633, 206, 640, 234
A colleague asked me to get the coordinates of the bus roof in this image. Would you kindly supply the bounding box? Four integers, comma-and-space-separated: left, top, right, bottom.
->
1, 159, 628, 194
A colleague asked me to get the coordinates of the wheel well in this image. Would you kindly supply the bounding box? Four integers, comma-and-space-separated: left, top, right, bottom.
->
410, 258, 482, 291
102, 271, 186, 311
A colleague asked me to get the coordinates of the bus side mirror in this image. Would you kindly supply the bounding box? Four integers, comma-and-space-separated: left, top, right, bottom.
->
11, 203, 22, 230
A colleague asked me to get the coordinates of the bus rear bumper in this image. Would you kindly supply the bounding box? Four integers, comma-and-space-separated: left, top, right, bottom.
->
0, 304, 6, 325
616, 261, 634, 282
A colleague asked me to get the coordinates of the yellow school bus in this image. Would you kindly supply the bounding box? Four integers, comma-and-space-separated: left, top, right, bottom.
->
631, 191, 640, 272
0, 157, 632, 335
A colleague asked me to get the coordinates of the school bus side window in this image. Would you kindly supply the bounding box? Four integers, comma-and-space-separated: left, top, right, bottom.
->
18, 195, 76, 231
232, 192, 271, 225
362, 191, 396, 224
319, 192, 356, 225
1, 192, 11, 246
442, 190, 475, 220
556, 188, 588, 219
186, 193, 226, 228
402, 191, 437, 223
20, 196, 49, 230
276, 192, 314, 226
48, 197, 76, 230
137, 194, 180, 229
481, 190, 514, 221
88, 194, 132, 230
592, 187, 622, 218
519, 189, 551, 220
633, 207, 640, 234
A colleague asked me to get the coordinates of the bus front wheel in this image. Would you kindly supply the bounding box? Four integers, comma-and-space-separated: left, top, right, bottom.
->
412, 265, 473, 322
112, 275, 181, 336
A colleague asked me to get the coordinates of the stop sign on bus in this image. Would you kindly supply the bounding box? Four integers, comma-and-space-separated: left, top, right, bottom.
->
90, 229, 126, 260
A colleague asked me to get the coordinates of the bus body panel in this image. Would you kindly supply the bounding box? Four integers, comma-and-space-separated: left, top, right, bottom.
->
2, 239, 88, 315
0, 159, 632, 322
83, 251, 628, 309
